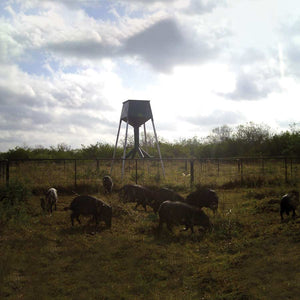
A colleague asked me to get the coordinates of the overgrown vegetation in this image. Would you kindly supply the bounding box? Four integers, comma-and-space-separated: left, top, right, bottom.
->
0, 180, 31, 226
1, 122, 300, 160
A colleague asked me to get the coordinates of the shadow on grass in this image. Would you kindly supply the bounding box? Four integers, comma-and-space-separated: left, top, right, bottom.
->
134, 211, 213, 244
139, 223, 209, 245
281, 215, 300, 224
155, 228, 208, 245
60, 223, 110, 236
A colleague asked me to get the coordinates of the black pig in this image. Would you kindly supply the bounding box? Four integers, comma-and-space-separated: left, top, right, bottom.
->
185, 188, 218, 213
158, 200, 211, 234
280, 190, 299, 220
65, 195, 112, 228
151, 188, 184, 213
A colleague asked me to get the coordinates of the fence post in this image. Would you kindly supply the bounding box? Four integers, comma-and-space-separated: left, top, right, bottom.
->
217, 159, 220, 176
284, 157, 288, 183
74, 159, 77, 187
135, 159, 138, 184
240, 159, 243, 185
190, 160, 194, 188
261, 158, 264, 175
96, 159, 100, 173
6, 160, 9, 187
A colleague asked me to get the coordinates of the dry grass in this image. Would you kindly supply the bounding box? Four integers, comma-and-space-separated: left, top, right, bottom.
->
0, 183, 300, 299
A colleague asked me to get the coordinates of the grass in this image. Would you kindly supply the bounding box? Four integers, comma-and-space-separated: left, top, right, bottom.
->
0, 183, 300, 299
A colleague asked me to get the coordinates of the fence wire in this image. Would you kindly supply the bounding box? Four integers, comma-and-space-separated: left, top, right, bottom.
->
1, 157, 299, 190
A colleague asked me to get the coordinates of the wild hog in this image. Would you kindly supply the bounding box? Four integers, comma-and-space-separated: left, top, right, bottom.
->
151, 187, 184, 213
103, 175, 113, 194
118, 184, 154, 211
158, 201, 211, 234
40, 187, 58, 214
117, 184, 135, 202
64, 195, 112, 228
280, 190, 299, 220
185, 188, 219, 213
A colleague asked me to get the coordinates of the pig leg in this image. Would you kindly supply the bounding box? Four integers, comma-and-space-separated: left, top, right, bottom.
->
143, 202, 147, 211
158, 219, 164, 234
71, 212, 81, 226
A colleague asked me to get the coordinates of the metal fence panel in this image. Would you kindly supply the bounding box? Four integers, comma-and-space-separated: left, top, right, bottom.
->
1, 157, 299, 189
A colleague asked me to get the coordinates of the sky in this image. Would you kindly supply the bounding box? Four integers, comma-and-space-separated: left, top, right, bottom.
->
0, 0, 300, 152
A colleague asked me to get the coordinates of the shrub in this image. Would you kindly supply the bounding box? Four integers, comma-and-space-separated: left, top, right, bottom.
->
0, 180, 31, 225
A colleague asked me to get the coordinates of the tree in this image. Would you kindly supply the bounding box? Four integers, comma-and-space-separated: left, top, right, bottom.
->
6, 147, 30, 160
208, 125, 233, 143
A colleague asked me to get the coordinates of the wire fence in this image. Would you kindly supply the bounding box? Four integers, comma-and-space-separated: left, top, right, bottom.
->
1, 157, 300, 190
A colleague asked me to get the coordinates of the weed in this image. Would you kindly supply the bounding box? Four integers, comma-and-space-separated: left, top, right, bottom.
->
0, 180, 31, 226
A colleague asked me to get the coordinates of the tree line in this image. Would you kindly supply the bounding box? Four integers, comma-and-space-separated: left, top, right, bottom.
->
1, 122, 300, 160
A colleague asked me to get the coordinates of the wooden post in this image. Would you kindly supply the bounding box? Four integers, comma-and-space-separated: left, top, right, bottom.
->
240, 159, 243, 185
96, 159, 100, 173
135, 159, 138, 184
217, 159, 220, 176
74, 159, 77, 187
284, 157, 288, 183
190, 160, 194, 188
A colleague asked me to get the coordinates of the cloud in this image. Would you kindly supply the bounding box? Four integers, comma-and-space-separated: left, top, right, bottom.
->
10, 0, 103, 10
219, 69, 280, 101
218, 46, 282, 101
280, 19, 300, 77
121, 18, 219, 72
0, 63, 125, 151
0, 20, 24, 64
118, 0, 220, 15
46, 39, 117, 60
3, 1, 226, 74
184, 0, 219, 15
233, 48, 266, 66
269, 15, 300, 79
286, 44, 300, 77
183, 110, 244, 127
43, 16, 222, 73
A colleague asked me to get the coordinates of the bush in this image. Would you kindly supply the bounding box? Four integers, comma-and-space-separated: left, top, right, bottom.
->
0, 180, 31, 225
